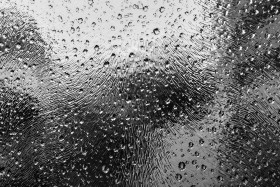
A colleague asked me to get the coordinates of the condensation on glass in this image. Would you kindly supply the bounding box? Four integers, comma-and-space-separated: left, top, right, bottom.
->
0, 0, 280, 186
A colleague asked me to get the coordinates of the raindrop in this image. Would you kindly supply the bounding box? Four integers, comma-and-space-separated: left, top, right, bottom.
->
92, 22, 96, 28
94, 45, 100, 51
189, 142, 194, 148
16, 44, 21, 50
104, 61, 110, 67
159, 7, 165, 13
201, 164, 207, 170
143, 6, 149, 12
178, 161, 186, 171
117, 14, 122, 20
175, 173, 183, 181
102, 165, 109, 174
153, 28, 160, 35
78, 18, 83, 24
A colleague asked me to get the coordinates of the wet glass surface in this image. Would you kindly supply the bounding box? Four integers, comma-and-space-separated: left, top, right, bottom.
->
1, 0, 280, 186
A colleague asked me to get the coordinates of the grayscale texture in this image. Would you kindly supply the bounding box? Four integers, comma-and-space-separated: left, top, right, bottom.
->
0, 0, 280, 186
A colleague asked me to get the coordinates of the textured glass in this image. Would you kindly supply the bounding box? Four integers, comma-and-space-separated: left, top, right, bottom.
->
0, 0, 280, 186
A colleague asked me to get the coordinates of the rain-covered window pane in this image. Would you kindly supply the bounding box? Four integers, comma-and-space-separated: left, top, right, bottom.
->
1, 0, 280, 186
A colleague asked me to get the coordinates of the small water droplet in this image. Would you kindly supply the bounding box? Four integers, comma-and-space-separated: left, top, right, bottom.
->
143, 6, 149, 12
178, 162, 186, 171
117, 14, 122, 20
104, 61, 110, 67
16, 44, 21, 50
159, 7, 165, 13
153, 28, 160, 35
94, 45, 100, 51
92, 22, 96, 28
78, 18, 83, 24
102, 165, 109, 173
175, 173, 182, 181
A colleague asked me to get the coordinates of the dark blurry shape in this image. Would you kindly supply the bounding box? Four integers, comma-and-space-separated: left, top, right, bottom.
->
0, 80, 40, 186
220, 0, 280, 186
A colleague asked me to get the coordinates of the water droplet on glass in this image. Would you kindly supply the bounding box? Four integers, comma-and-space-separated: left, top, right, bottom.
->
159, 7, 165, 13
102, 165, 109, 174
175, 173, 183, 181
153, 28, 160, 35
178, 161, 186, 171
